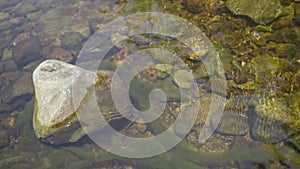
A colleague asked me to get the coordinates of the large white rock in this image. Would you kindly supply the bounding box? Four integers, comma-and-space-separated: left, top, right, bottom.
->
32, 60, 97, 143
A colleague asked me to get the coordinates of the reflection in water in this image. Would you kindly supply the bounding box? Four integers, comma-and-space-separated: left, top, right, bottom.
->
0, 0, 299, 168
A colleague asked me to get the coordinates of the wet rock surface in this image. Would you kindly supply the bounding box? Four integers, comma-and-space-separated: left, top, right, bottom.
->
60, 32, 84, 50
216, 105, 249, 136
32, 60, 98, 144
226, 0, 283, 25
0, 0, 20, 10
12, 36, 42, 68
0, 71, 33, 113
248, 96, 299, 143
45, 47, 74, 63
0, 31, 14, 51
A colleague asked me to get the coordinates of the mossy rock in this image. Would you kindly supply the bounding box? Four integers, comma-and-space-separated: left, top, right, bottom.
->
226, 0, 283, 25
250, 54, 289, 82
216, 104, 249, 136
249, 98, 298, 143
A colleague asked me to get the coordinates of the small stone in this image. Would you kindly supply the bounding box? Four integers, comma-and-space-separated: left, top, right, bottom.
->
12, 36, 42, 68
155, 77, 181, 101
60, 32, 84, 50
272, 15, 294, 30
0, 0, 20, 9
111, 33, 129, 48
1, 71, 33, 103
290, 135, 300, 150
0, 101, 25, 114
250, 54, 289, 80
47, 47, 74, 63
71, 20, 90, 39
295, 3, 300, 15
293, 15, 300, 26
0, 12, 9, 21
11, 72, 34, 99
10, 16, 25, 26
137, 123, 147, 133
0, 20, 12, 31
155, 64, 173, 79
197, 133, 233, 153
173, 70, 195, 89
0, 30, 13, 51
2, 47, 12, 60
152, 51, 177, 64
226, 0, 282, 25
182, 0, 203, 14
23, 59, 43, 72
0, 59, 18, 73
216, 104, 249, 136
249, 98, 297, 143
14, 2, 38, 16
26, 12, 40, 21
0, 71, 22, 101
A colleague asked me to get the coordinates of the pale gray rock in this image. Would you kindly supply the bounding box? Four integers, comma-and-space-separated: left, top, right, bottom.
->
32, 60, 97, 144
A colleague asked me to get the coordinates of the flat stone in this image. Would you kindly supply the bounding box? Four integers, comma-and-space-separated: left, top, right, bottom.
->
216, 107, 249, 136
12, 36, 42, 68
0, 12, 9, 21
0, 71, 33, 106
10, 16, 25, 26
0, 59, 18, 73
0, 0, 20, 9
226, 0, 282, 25
0, 71, 22, 102
60, 32, 84, 50
173, 70, 195, 89
14, 2, 38, 16
0, 20, 12, 32
249, 98, 296, 143
47, 47, 74, 63
0, 31, 14, 51
0, 71, 29, 114
11, 71, 33, 100
71, 20, 90, 39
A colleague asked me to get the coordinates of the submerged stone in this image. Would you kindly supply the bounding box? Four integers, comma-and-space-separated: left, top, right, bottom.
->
173, 70, 195, 89
226, 0, 283, 25
0, 12, 9, 21
0, 30, 13, 51
6, 71, 33, 103
0, 70, 32, 114
250, 54, 289, 82
249, 98, 296, 143
0, 0, 20, 9
216, 102, 249, 136
12, 36, 42, 68
47, 47, 74, 63
60, 32, 84, 50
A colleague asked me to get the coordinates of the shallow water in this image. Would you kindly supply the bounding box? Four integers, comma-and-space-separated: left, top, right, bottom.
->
0, 0, 300, 168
